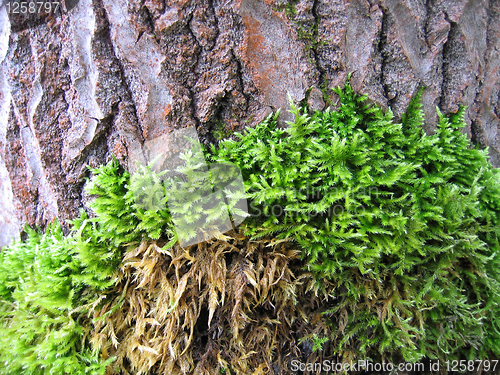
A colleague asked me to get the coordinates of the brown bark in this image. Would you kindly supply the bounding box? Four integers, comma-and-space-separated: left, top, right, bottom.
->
1, 0, 499, 246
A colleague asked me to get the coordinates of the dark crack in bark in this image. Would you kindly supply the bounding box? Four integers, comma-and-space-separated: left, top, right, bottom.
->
378, 6, 393, 107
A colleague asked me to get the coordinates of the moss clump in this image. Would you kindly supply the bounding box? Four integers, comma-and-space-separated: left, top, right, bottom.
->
0, 173, 328, 375
0, 223, 113, 375
91, 235, 325, 374
212, 81, 500, 365
1, 80, 499, 374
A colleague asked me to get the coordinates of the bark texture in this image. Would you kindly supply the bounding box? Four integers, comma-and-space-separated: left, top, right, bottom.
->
1, 0, 500, 247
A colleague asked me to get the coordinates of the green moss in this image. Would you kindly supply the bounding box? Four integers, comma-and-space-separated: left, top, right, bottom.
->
1, 79, 499, 373
212, 119, 235, 141
212, 80, 500, 363
0, 223, 113, 374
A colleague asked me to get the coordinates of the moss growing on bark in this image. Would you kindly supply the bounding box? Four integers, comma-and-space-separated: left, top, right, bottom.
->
213, 81, 500, 366
1, 80, 499, 374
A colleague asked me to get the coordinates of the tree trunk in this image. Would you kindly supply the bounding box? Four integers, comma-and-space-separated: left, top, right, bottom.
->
1, 0, 499, 247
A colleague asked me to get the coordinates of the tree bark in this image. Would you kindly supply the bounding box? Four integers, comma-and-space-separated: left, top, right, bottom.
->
1, 0, 499, 247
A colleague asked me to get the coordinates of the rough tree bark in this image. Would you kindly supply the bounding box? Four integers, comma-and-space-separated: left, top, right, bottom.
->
1, 0, 499, 247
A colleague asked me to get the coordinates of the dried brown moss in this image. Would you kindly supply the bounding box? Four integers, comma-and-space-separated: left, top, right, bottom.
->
90, 231, 336, 374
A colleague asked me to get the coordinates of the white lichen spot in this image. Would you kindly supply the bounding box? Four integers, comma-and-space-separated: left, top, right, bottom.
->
63, 0, 103, 163
102, 0, 173, 137
0, 6, 20, 247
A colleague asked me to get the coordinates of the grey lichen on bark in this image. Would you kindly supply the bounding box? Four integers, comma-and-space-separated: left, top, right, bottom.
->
0, 0, 499, 247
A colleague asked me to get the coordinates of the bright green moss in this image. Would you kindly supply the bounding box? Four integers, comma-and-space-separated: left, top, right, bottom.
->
1, 79, 499, 373
212, 81, 500, 363
0, 223, 112, 375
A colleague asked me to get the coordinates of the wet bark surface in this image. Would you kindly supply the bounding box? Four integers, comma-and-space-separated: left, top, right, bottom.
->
1, 0, 499, 246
